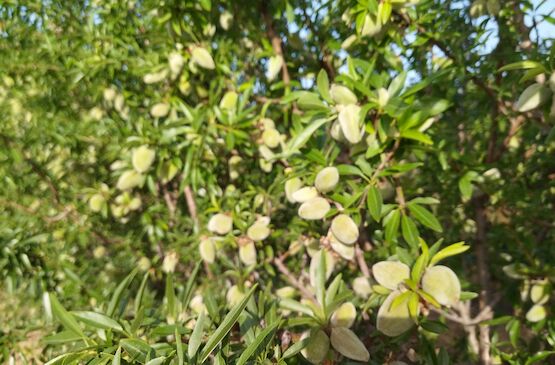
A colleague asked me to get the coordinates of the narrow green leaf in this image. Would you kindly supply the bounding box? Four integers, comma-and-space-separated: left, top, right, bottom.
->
367, 186, 382, 222
407, 203, 442, 232
384, 209, 401, 242
107, 268, 138, 317
120, 338, 152, 362
145, 357, 166, 365
282, 337, 311, 359
317, 69, 331, 102
72, 311, 123, 332
165, 273, 177, 322
315, 249, 327, 308
49, 293, 85, 338
188, 311, 206, 359
411, 250, 429, 283
279, 298, 314, 316
407, 292, 419, 321
175, 325, 184, 365
459, 291, 479, 301
199, 285, 258, 363
525, 351, 555, 365
134, 271, 149, 316
112, 346, 121, 365
43, 330, 83, 345
325, 274, 343, 307
401, 214, 420, 249
498, 60, 545, 72
400, 129, 433, 145
236, 321, 280, 365
430, 241, 469, 266
282, 117, 333, 157
182, 261, 201, 310
390, 290, 411, 311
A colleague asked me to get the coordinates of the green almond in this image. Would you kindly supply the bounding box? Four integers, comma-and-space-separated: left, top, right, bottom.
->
330, 327, 369, 362
292, 186, 319, 203
530, 282, 549, 305
89, 193, 105, 212
352, 277, 373, 298
300, 330, 330, 364
150, 102, 170, 118
239, 242, 257, 266
338, 104, 363, 144
330, 302, 357, 328
298, 197, 330, 220
207, 213, 233, 235
116, 170, 144, 191
262, 128, 281, 149
191, 46, 215, 70
330, 233, 355, 260
247, 222, 270, 241
361, 14, 381, 37
219, 91, 238, 110
331, 214, 359, 245
330, 84, 357, 105
143, 69, 168, 84
199, 237, 216, 264
226, 285, 246, 307
266, 55, 283, 81
421, 265, 461, 307
526, 304, 546, 322
314, 166, 339, 193
515, 82, 551, 112
285, 177, 303, 203
132, 145, 156, 173
168, 52, 184, 75
376, 290, 416, 337
372, 261, 410, 290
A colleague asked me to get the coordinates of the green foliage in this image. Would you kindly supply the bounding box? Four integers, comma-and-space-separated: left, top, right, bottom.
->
1, 0, 555, 364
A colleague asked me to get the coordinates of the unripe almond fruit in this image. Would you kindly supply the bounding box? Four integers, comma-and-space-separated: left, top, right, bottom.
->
239, 241, 257, 266
292, 186, 319, 203
338, 104, 363, 144
376, 290, 415, 337
191, 46, 215, 70
330, 214, 359, 245
89, 193, 105, 212
298, 197, 330, 220
330, 302, 357, 328
421, 265, 461, 307
300, 330, 330, 364
207, 213, 233, 235
262, 128, 281, 148
330, 327, 370, 362
526, 304, 546, 322
150, 102, 170, 118
219, 91, 238, 110
372, 261, 410, 290
247, 221, 270, 241
132, 145, 156, 173
285, 177, 303, 203
330, 233, 355, 260
116, 170, 144, 191
515, 83, 551, 112
315, 166, 339, 193
330, 84, 357, 105
199, 237, 216, 264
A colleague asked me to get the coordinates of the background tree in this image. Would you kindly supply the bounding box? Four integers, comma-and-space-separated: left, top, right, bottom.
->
0, 0, 554, 364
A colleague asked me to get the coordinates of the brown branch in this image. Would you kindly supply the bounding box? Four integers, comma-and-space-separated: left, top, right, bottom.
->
273, 256, 317, 302
183, 185, 199, 233
261, 1, 291, 86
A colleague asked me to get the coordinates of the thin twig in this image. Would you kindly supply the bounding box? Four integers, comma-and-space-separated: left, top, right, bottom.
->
273, 257, 316, 302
